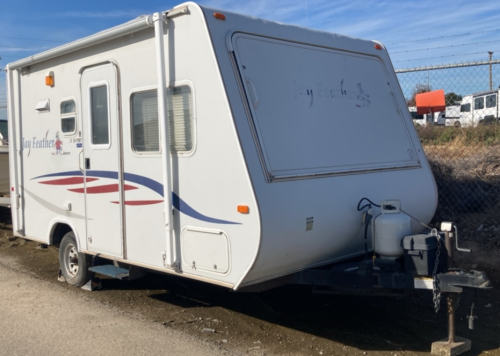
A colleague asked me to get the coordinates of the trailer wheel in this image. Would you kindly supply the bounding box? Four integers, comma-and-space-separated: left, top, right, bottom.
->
59, 232, 91, 287
454, 121, 461, 128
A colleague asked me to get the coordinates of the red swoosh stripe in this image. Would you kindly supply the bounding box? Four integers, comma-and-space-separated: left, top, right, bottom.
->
40, 177, 99, 185
68, 184, 138, 194
111, 200, 163, 205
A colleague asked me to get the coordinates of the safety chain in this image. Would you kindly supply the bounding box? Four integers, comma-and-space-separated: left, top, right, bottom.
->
432, 228, 442, 313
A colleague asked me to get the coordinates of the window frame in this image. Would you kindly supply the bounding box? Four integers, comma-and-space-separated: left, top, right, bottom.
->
486, 94, 497, 109
60, 97, 77, 136
130, 89, 160, 154
129, 80, 196, 157
461, 103, 471, 112
474, 97, 484, 110
88, 81, 111, 150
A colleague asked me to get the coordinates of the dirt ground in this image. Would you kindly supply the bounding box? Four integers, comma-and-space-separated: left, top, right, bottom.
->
0, 207, 499, 356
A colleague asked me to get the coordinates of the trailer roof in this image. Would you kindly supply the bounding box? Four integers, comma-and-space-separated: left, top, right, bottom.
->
6, 2, 382, 72
471, 89, 500, 97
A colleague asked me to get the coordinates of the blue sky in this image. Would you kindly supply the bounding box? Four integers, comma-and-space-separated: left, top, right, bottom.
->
1, 0, 500, 120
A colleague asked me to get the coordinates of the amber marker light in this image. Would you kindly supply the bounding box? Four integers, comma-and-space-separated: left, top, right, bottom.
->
237, 205, 249, 214
214, 12, 226, 20
45, 71, 54, 87
374, 44, 383, 50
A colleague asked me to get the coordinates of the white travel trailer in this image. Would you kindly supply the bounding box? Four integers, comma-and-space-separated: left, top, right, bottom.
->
452, 89, 500, 127
6, 3, 477, 295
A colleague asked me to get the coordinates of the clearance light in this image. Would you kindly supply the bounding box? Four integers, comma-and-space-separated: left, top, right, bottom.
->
237, 205, 249, 214
374, 44, 383, 50
214, 12, 226, 20
45, 71, 54, 87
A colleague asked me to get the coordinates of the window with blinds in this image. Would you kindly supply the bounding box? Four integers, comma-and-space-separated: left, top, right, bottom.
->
131, 86, 193, 153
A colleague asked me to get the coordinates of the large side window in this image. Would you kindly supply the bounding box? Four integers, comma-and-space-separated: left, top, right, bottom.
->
131, 85, 194, 153
474, 97, 484, 110
460, 103, 471, 112
60, 100, 76, 134
90, 85, 109, 145
486, 94, 497, 108
131, 91, 159, 152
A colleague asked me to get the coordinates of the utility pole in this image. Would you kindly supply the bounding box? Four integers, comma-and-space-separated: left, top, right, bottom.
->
488, 51, 493, 90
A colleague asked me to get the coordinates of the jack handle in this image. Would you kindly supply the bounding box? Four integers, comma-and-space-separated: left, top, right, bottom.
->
440, 222, 471, 253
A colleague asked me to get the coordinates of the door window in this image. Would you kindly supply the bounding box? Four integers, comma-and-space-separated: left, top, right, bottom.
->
90, 85, 110, 146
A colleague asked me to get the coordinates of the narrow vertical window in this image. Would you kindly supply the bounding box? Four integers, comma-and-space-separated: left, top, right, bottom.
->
60, 100, 76, 134
486, 94, 497, 108
167, 86, 193, 152
90, 85, 109, 145
474, 97, 484, 110
131, 91, 159, 152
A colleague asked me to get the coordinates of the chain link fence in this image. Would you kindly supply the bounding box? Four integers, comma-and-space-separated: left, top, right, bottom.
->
396, 61, 500, 236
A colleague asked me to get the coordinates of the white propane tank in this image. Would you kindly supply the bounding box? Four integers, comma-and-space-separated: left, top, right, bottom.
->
374, 200, 411, 259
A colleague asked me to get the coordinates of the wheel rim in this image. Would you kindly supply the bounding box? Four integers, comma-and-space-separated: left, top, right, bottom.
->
63, 244, 79, 278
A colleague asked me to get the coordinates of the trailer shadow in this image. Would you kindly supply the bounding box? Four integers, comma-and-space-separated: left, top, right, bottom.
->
97, 271, 498, 355
1, 206, 497, 355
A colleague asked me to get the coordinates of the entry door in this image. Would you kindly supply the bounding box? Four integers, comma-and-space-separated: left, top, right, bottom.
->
81, 63, 123, 257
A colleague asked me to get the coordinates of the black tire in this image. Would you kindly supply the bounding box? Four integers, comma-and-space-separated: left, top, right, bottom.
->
59, 231, 91, 287
454, 121, 461, 128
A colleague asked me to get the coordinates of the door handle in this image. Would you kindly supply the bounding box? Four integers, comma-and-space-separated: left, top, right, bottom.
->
79, 150, 84, 173
85, 158, 91, 170
246, 78, 259, 109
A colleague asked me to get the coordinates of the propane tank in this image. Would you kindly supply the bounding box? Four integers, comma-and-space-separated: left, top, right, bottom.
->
374, 200, 411, 259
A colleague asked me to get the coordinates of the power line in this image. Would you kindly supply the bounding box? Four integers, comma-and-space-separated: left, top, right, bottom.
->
386, 28, 500, 45
393, 50, 499, 63
391, 39, 500, 54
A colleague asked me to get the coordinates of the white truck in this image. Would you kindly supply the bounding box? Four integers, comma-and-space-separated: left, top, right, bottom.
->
448, 89, 500, 127
408, 107, 445, 126
6, 7, 490, 344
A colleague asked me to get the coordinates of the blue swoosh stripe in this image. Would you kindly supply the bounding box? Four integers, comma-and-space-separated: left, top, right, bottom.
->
32, 170, 240, 225
124, 172, 163, 196
33, 170, 83, 179
172, 193, 240, 225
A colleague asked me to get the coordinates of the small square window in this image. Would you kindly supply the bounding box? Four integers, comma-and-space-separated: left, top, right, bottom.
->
62, 117, 76, 133
460, 103, 471, 112
61, 100, 76, 114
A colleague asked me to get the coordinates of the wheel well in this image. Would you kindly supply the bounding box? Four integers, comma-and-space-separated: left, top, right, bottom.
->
51, 223, 73, 248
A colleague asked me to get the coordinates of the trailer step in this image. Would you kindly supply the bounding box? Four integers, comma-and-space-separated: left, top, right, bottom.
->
89, 265, 130, 280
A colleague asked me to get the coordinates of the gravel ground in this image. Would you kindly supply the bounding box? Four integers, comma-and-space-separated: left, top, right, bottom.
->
0, 207, 499, 356
0, 254, 226, 356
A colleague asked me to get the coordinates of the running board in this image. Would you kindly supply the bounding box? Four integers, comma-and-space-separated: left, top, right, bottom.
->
89, 265, 130, 280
